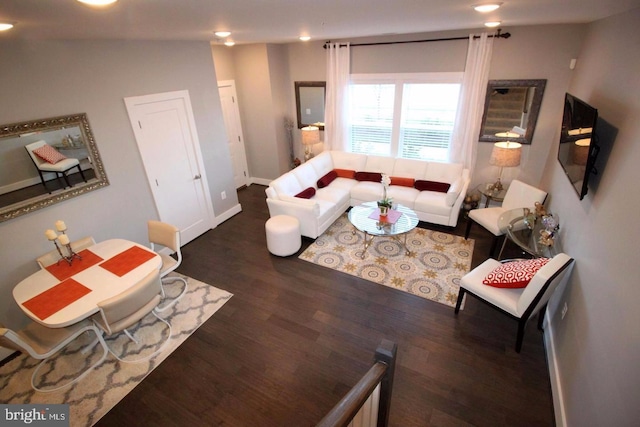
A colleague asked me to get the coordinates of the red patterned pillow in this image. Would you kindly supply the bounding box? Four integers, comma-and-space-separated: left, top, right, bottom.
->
354, 171, 382, 182
414, 180, 451, 193
295, 187, 316, 199
391, 176, 415, 187
32, 144, 67, 164
317, 170, 338, 188
483, 258, 551, 288
334, 168, 356, 179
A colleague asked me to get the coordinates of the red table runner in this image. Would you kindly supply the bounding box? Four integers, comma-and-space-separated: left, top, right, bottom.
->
22, 278, 92, 321
45, 249, 104, 281
368, 208, 402, 224
99, 246, 157, 277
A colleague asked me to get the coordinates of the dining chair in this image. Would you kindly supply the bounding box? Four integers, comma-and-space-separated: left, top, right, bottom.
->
454, 253, 574, 353
92, 269, 172, 363
147, 220, 188, 311
36, 236, 97, 268
465, 179, 547, 256
25, 140, 86, 193
0, 319, 108, 392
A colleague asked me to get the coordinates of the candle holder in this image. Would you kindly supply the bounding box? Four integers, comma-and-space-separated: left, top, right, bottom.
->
46, 221, 83, 266
53, 238, 82, 266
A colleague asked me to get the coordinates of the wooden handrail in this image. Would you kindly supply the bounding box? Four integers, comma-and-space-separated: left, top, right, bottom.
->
316, 340, 397, 427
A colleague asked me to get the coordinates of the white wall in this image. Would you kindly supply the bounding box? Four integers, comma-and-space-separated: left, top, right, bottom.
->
0, 39, 238, 359
540, 8, 640, 426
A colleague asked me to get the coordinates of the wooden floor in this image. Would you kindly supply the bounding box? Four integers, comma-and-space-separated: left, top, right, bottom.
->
98, 185, 555, 427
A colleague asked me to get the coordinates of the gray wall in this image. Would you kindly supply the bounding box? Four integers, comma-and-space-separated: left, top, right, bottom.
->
0, 39, 238, 359
540, 8, 640, 426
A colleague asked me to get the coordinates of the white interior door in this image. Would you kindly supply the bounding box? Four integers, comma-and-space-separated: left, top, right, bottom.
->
218, 80, 249, 189
125, 90, 215, 245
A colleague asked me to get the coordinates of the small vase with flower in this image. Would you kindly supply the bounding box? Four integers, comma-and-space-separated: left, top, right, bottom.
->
378, 174, 393, 217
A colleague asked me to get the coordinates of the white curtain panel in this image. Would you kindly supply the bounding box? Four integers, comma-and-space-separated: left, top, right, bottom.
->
325, 42, 350, 151
449, 33, 494, 174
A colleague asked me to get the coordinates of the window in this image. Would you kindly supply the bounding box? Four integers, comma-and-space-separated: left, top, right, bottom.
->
348, 73, 462, 161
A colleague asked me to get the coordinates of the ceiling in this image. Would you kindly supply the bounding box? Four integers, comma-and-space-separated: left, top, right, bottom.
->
1, 0, 639, 44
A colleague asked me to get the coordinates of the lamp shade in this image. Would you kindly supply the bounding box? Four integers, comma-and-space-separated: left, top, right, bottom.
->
572, 138, 591, 166
490, 141, 522, 167
301, 126, 320, 145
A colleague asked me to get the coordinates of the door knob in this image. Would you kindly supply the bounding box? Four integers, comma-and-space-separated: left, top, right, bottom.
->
194, 174, 202, 180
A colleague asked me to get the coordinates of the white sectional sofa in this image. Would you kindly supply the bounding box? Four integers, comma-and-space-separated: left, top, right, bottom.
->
265, 151, 470, 239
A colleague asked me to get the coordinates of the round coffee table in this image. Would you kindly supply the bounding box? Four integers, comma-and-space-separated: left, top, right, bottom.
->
348, 201, 419, 259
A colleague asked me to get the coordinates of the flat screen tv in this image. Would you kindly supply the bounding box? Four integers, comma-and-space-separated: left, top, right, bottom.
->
557, 93, 599, 200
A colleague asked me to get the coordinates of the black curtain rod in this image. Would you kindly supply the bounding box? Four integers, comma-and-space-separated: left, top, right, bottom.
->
324, 29, 510, 49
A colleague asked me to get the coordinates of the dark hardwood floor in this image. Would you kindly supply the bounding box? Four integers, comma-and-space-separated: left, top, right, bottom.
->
97, 185, 554, 427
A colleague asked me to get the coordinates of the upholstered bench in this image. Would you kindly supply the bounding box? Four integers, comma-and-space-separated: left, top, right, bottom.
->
265, 215, 301, 256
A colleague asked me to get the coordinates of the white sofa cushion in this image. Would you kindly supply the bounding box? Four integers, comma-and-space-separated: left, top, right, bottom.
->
350, 181, 383, 202
423, 161, 464, 184
309, 151, 334, 178
292, 162, 320, 190
392, 158, 428, 179
388, 186, 420, 209
271, 172, 303, 197
414, 191, 452, 216
363, 155, 396, 175
331, 151, 367, 171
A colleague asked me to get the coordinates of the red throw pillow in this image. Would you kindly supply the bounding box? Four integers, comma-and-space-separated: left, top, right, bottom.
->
32, 144, 67, 164
483, 258, 551, 288
391, 176, 415, 188
295, 187, 316, 199
414, 180, 451, 193
317, 170, 338, 188
334, 168, 356, 179
354, 171, 382, 182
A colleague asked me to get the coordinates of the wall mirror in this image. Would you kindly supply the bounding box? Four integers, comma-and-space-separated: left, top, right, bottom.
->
479, 79, 547, 144
295, 81, 326, 130
0, 113, 109, 222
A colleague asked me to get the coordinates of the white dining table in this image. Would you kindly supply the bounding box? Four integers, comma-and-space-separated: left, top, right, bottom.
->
13, 238, 162, 328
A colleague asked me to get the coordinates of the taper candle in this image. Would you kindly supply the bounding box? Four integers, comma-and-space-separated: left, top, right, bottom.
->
45, 229, 58, 241
58, 234, 70, 245
55, 220, 67, 232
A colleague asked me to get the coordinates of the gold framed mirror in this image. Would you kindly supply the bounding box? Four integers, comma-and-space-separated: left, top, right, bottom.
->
479, 79, 547, 144
0, 113, 109, 222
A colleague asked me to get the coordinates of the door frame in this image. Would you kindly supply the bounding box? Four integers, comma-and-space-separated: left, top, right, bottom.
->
217, 80, 250, 188
124, 90, 216, 238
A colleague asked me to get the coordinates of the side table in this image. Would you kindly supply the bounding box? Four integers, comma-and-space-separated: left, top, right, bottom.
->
478, 184, 507, 208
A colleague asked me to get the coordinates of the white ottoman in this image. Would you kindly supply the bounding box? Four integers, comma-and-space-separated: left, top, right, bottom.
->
265, 215, 301, 256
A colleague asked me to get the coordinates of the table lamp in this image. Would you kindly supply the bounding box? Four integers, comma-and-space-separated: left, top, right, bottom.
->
490, 132, 522, 191
301, 125, 320, 161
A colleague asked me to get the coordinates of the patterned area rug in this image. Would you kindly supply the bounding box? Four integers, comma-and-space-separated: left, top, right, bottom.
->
300, 214, 474, 307
0, 274, 232, 426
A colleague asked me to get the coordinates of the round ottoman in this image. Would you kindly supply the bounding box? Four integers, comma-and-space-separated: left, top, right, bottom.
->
265, 215, 301, 256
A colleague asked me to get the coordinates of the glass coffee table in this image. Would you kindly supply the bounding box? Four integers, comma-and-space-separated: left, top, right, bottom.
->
348, 201, 419, 259
497, 208, 561, 259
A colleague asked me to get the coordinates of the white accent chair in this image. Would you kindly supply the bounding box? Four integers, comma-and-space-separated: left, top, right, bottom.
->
36, 236, 97, 268
92, 269, 171, 363
0, 320, 108, 392
465, 179, 547, 256
454, 253, 574, 352
25, 140, 86, 193
265, 215, 302, 256
148, 220, 188, 311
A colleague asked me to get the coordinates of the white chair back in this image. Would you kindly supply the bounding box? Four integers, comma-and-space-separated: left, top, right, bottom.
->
24, 140, 49, 168
502, 179, 547, 210
516, 253, 574, 317
94, 269, 162, 336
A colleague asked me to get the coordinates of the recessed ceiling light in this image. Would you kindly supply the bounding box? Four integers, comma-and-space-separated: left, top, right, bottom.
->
77, 0, 118, 6
224, 41, 235, 47
299, 36, 311, 42
0, 23, 14, 31
215, 31, 231, 38
484, 21, 502, 28
474, 3, 502, 13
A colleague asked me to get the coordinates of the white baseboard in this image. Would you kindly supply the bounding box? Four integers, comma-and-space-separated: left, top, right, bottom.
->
215, 202, 242, 226
250, 177, 271, 186
544, 313, 567, 427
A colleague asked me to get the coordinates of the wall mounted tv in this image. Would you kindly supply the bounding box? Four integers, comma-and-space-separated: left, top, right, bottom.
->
557, 93, 599, 200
